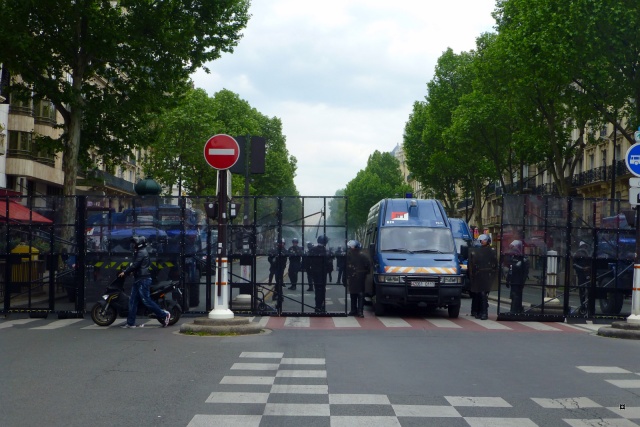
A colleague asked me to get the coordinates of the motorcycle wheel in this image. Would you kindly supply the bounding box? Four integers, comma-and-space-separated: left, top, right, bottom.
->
91, 303, 118, 326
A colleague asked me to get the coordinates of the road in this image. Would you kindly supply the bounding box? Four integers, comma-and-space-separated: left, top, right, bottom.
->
1, 308, 639, 427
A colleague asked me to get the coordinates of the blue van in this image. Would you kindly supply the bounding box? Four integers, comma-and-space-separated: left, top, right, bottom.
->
363, 198, 464, 318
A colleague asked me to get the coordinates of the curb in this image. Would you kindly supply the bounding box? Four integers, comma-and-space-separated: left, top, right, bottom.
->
179, 316, 264, 336
596, 321, 640, 340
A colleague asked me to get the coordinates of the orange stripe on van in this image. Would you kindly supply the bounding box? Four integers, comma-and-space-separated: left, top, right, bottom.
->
384, 266, 457, 274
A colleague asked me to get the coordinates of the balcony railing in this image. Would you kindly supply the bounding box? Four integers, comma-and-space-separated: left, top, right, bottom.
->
78, 169, 135, 194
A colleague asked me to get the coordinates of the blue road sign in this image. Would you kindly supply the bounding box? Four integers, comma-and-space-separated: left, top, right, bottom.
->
625, 143, 640, 177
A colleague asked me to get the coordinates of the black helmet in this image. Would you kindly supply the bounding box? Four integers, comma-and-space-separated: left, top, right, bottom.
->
292, 238, 299, 243
317, 235, 328, 245
131, 235, 147, 250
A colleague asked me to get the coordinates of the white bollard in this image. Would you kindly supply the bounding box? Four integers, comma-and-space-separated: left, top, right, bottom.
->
628, 264, 640, 324
546, 250, 558, 299
209, 256, 234, 319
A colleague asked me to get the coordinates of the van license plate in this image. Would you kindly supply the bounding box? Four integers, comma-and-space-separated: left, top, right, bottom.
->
412, 281, 436, 287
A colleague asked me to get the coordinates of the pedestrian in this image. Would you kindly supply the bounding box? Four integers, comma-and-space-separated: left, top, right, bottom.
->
346, 240, 370, 317
119, 236, 170, 328
468, 234, 497, 320
307, 235, 332, 313
504, 239, 528, 314
335, 245, 346, 285
287, 238, 304, 290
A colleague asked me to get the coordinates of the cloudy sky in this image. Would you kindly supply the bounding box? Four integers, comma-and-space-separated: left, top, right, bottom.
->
192, 0, 498, 197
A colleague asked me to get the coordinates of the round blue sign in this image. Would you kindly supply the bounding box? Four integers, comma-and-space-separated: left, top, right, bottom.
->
625, 143, 640, 177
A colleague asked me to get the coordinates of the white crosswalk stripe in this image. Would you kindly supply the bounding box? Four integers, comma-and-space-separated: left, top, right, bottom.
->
0, 318, 40, 329
376, 316, 412, 327
31, 319, 83, 329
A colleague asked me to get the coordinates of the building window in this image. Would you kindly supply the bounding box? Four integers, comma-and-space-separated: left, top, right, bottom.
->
34, 99, 57, 124
589, 153, 594, 170
8, 92, 33, 115
7, 130, 33, 157
601, 149, 607, 168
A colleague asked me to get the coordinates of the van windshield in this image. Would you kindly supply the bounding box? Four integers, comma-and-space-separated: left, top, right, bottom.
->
380, 227, 454, 254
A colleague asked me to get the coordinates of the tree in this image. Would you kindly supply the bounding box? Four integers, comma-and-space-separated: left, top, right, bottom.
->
143, 88, 298, 199
404, 49, 475, 213
344, 151, 411, 232
492, 0, 604, 196
0, 0, 250, 226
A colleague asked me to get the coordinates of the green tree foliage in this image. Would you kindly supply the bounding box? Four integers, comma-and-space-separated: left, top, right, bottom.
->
0, 0, 250, 226
403, 49, 475, 213
344, 151, 411, 231
143, 88, 298, 198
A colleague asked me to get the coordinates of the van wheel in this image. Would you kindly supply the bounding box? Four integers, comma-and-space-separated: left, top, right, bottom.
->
448, 303, 461, 319
373, 300, 386, 316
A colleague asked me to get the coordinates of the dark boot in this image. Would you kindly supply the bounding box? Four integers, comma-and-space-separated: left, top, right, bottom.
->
480, 292, 489, 320
348, 295, 358, 315
307, 286, 314, 291
288, 285, 297, 290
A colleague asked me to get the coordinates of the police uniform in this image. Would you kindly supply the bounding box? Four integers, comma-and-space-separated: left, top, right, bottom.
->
468, 243, 497, 320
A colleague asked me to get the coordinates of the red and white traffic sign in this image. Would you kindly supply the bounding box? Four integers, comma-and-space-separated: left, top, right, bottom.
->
203, 134, 240, 170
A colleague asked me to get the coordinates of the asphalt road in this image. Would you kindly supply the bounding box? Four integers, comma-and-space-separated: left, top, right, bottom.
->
1, 314, 639, 427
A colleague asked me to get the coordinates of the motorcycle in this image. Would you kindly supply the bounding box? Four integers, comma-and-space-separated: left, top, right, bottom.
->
90, 275, 182, 327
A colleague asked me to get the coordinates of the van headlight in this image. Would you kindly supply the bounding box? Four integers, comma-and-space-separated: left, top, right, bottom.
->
377, 275, 401, 283
441, 276, 461, 284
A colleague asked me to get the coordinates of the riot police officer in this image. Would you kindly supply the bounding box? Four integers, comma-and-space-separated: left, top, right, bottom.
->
504, 239, 528, 314
468, 234, 497, 320
307, 235, 331, 313
346, 240, 370, 317
287, 238, 304, 290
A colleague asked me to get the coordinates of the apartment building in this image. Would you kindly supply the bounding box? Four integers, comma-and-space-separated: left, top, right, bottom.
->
0, 64, 143, 200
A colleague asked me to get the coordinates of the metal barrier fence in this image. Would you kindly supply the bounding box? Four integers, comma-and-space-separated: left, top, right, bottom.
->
0, 194, 348, 318
498, 194, 634, 321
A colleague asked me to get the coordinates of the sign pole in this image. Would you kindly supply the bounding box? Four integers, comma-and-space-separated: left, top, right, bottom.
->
203, 134, 240, 320
625, 127, 640, 324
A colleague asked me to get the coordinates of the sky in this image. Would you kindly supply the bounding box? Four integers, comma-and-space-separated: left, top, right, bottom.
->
191, 0, 498, 197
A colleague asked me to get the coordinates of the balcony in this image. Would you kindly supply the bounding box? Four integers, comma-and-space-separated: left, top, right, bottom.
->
77, 168, 135, 195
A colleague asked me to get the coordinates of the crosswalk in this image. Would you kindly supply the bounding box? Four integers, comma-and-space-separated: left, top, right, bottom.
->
187, 352, 640, 427
0, 312, 603, 333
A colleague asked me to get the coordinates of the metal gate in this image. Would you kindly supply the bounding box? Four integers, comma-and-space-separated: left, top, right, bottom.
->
497, 194, 634, 321
1, 194, 349, 318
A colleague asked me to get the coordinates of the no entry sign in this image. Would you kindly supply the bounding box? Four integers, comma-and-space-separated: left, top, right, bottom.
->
203, 134, 240, 170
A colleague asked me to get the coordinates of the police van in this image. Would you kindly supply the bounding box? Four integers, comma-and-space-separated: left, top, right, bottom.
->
363, 198, 464, 318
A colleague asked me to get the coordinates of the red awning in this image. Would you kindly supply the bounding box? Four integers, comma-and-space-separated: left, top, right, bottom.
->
0, 200, 53, 224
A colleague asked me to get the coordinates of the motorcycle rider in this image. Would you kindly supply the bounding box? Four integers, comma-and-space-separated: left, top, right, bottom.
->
287, 238, 304, 290
118, 236, 170, 328
468, 234, 497, 320
346, 240, 370, 317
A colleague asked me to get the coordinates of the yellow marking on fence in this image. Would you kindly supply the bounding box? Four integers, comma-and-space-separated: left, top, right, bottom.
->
384, 266, 457, 275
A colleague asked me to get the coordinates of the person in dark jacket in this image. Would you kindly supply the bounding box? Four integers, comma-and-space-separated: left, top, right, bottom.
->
308, 235, 332, 313
468, 234, 497, 320
572, 240, 591, 312
304, 241, 315, 291
335, 245, 346, 285
268, 239, 287, 301
504, 239, 529, 314
346, 240, 370, 317
287, 238, 304, 290
118, 236, 170, 328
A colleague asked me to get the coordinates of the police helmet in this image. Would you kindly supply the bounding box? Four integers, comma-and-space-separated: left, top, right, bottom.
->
131, 235, 147, 250
347, 240, 361, 249
478, 234, 490, 245
292, 238, 299, 243
317, 235, 329, 245
509, 239, 523, 254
